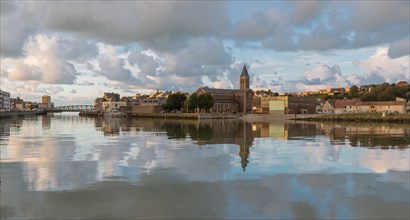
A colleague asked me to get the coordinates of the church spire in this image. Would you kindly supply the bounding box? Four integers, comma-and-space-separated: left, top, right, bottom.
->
240, 64, 250, 89
241, 65, 249, 77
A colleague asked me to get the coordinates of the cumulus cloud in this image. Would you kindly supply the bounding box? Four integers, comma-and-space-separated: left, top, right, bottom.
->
354, 47, 409, 83
0, 1, 37, 57
388, 37, 410, 59
97, 45, 139, 83
128, 51, 160, 76
290, 1, 327, 25
279, 48, 409, 92
37, 86, 64, 95
286, 64, 352, 92
2, 35, 83, 84
77, 81, 95, 86
232, 1, 409, 52
28, 1, 228, 50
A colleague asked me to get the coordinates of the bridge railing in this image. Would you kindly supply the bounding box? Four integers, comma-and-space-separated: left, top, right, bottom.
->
52, 105, 95, 111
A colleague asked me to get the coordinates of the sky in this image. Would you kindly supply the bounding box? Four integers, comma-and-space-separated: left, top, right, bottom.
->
0, 0, 409, 106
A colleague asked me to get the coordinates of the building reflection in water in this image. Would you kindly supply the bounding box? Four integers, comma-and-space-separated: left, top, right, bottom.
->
320, 122, 410, 148
1, 115, 409, 192
41, 114, 51, 128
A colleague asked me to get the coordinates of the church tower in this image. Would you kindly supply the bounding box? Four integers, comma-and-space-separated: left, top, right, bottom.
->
240, 65, 250, 89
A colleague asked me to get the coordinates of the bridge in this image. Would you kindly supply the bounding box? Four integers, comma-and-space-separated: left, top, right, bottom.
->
52, 105, 94, 112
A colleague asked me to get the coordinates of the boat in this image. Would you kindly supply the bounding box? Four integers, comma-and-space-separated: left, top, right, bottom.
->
104, 109, 127, 118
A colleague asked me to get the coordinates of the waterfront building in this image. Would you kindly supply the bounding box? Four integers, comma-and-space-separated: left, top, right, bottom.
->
194, 65, 253, 114
334, 99, 359, 114
0, 90, 10, 110
258, 96, 319, 114
103, 92, 120, 102
94, 98, 103, 111
41, 95, 54, 109
347, 101, 406, 114
102, 101, 127, 111
322, 100, 336, 114
396, 81, 408, 87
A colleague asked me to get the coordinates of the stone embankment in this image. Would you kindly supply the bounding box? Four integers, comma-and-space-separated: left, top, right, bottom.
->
0, 111, 46, 119
240, 113, 319, 122
79, 111, 242, 119
79, 111, 103, 117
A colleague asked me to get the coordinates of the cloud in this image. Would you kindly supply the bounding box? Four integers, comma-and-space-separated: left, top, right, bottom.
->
232, 1, 410, 52
2, 35, 83, 84
97, 45, 139, 84
37, 86, 64, 95
388, 37, 410, 59
354, 47, 409, 83
26, 2, 229, 51
128, 51, 160, 76
0, 1, 37, 57
285, 63, 352, 92
77, 81, 95, 86
290, 1, 327, 25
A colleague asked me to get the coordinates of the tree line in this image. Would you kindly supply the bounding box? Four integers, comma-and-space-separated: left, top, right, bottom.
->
307, 83, 410, 101
162, 92, 214, 112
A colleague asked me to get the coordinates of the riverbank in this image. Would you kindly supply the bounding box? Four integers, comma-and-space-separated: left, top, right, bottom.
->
0, 111, 46, 119
240, 113, 319, 122
79, 111, 241, 119
300, 113, 410, 123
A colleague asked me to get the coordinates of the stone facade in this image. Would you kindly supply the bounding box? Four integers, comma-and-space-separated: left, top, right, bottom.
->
194, 65, 253, 114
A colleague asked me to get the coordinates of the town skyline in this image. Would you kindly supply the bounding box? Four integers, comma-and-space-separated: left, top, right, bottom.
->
1, 1, 409, 106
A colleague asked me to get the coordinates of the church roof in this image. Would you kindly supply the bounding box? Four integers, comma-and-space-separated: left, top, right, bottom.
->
199, 86, 239, 94
240, 65, 249, 77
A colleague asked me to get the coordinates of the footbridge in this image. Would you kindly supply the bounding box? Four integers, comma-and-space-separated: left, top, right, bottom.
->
52, 105, 94, 112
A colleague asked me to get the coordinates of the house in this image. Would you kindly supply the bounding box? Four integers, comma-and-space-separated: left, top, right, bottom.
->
334, 99, 358, 114
103, 92, 120, 102
0, 90, 10, 110
194, 65, 253, 114
102, 101, 127, 111
396, 81, 409, 87
322, 100, 335, 114
347, 101, 406, 114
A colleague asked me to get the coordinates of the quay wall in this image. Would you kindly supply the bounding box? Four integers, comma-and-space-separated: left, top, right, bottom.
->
241, 113, 319, 122
79, 111, 242, 119
0, 111, 46, 118
79, 111, 103, 117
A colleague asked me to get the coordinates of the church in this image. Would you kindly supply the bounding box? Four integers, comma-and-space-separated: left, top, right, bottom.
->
195, 65, 254, 114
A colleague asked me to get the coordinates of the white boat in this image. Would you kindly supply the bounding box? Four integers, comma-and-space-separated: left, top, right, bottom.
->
104, 109, 127, 118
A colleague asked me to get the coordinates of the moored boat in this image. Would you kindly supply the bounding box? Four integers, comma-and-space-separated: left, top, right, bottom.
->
104, 109, 127, 118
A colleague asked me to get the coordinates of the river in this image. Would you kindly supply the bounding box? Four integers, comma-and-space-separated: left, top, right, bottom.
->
1, 113, 409, 219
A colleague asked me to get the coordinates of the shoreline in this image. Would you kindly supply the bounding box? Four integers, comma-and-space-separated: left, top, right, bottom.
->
0, 111, 46, 119
79, 111, 242, 120
297, 113, 410, 123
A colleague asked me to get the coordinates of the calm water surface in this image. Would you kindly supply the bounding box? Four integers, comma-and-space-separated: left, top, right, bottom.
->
1, 113, 409, 219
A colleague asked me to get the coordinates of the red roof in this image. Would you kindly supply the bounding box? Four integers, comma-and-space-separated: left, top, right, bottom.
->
352, 101, 405, 106
397, 81, 409, 87
334, 99, 358, 108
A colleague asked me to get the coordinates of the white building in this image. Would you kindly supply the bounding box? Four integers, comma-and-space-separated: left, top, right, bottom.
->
0, 90, 10, 110
102, 101, 127, 111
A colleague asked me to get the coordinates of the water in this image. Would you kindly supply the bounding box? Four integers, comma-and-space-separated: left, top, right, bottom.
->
1, 113, 409, 219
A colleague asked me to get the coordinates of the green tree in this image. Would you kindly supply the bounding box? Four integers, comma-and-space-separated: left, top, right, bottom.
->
187, 93, 198, 112
348, 85, 360, 99
198, 93, 214, 112
165, 92, 187, 111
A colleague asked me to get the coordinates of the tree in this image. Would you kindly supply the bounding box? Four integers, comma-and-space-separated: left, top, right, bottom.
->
164, 92, 186, 111
198, 93, 214, 112
187, 93, 198, 112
